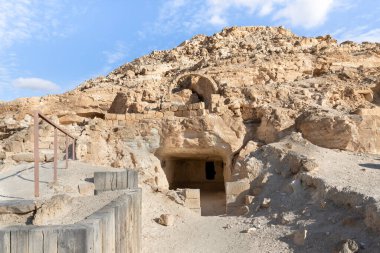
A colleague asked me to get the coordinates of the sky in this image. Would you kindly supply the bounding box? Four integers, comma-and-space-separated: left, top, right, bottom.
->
0, 0, 379, 101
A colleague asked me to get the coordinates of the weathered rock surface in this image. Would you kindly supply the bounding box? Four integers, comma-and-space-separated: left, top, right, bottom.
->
0, 200, 37, 214
0, 26, 380, 225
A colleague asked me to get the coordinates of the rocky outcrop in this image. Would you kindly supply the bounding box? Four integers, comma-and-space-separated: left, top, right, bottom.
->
0, 26, 379, 189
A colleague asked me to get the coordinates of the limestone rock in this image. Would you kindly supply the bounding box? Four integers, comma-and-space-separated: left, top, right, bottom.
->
245, 195, 255, 205
293, 228, 307, 246
0, 200, 36, 214
261, 198, 271, 208
12, 152, 45, 162
334, 239, 359, 253
0, 150, 5, 160
33, 194, 73, 225
78, 182, 95, 195
158, 214, 175, 226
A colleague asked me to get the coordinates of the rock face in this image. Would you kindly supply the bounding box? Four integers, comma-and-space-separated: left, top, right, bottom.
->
0, 26, 380, 213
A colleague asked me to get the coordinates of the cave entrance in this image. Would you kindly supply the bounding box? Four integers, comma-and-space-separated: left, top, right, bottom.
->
163, 156, 226, 216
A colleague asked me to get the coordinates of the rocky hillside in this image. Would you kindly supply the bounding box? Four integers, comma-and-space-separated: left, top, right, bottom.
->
0, 25, 380, 187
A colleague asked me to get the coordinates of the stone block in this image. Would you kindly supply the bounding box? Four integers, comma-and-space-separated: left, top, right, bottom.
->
189, 110, 198, 117
6, 141, 24, 153
57, 224, 89, 253
127, 170, 138, 189
164, 111, 175, 117
12, 152, 44, 163
225, 181, 250, 196
28, 227, 44, 253
116, 114, 125, 120
184, 198, 200, 209
116, 171, 128, 190
41, 226, 58, 253
91, 208, 116, 253
178, 105, 187, 111
156, 112, 164, 118
192, 102, 205, 110
109, 114, 117, 120
182, 110, 190, 117
158, 214, 175, 226
126, 189, 142, 253
118, 120, 126, 126
78, 182, 95, 195
184, 189, 200, 199
211, 94, 221, 103
0, 230, 10, 253
175, 111, 183, 117
78, 220, 100, 253
111, 197, 129, 253
94, 172, 117, 193
170, 105, 179, 112
197, 109, 206, 116
10, 226, 29, 253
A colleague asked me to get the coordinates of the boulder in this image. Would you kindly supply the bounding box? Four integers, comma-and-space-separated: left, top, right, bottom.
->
12, 152, 45, 162
158, 214, 175, 226
0, 200, 36, 214
334, 239, 359, 253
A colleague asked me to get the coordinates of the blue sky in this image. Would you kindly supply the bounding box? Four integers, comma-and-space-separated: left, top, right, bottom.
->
0, 0, 379, 101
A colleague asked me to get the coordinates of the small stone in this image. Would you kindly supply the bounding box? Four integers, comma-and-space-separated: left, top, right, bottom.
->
78, 182, 95, 195
158, 214, 175, 226
242, 227, 256, 233
261, 198, 271, 208
223, 224, 232, 229
278, 212, 293, 225
293, 228, 307, 246
240, 205, 250, 215
302, 159, 318, 171
245, 195, 255, 205
334, 239, 359, 253
0, 150, 5, 160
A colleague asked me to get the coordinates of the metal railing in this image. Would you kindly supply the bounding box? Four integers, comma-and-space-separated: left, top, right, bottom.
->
33, 111, 77, 197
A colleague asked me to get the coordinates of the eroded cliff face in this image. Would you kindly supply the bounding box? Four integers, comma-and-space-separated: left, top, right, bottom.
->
1, 26, 380, 190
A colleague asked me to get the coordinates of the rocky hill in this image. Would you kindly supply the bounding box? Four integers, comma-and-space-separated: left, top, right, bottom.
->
1, 25, 380, 251
1, 25, 380, 205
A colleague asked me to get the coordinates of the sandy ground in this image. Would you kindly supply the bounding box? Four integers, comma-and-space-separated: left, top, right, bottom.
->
141, 183, 292, 253
0, 141, 380, 252
0, 160, 122, 200
141, 139, 380, 253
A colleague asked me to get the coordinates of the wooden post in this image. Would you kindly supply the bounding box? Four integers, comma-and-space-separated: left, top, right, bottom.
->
34, 111, 40, 198
54, 128, 57, 182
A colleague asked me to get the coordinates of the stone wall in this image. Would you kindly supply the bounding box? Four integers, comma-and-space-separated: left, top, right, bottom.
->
94, 170, 138, 194
0, 181, 141, 253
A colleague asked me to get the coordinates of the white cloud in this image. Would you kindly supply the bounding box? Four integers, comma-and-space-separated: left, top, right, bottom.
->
274, 0, 334, 28
12, 77, 60, 92
154, 0, 341, 33
353, 29, 380, 42
0, 0, 70, 49
103, 42, 127, 65
334, 26, 380, 43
